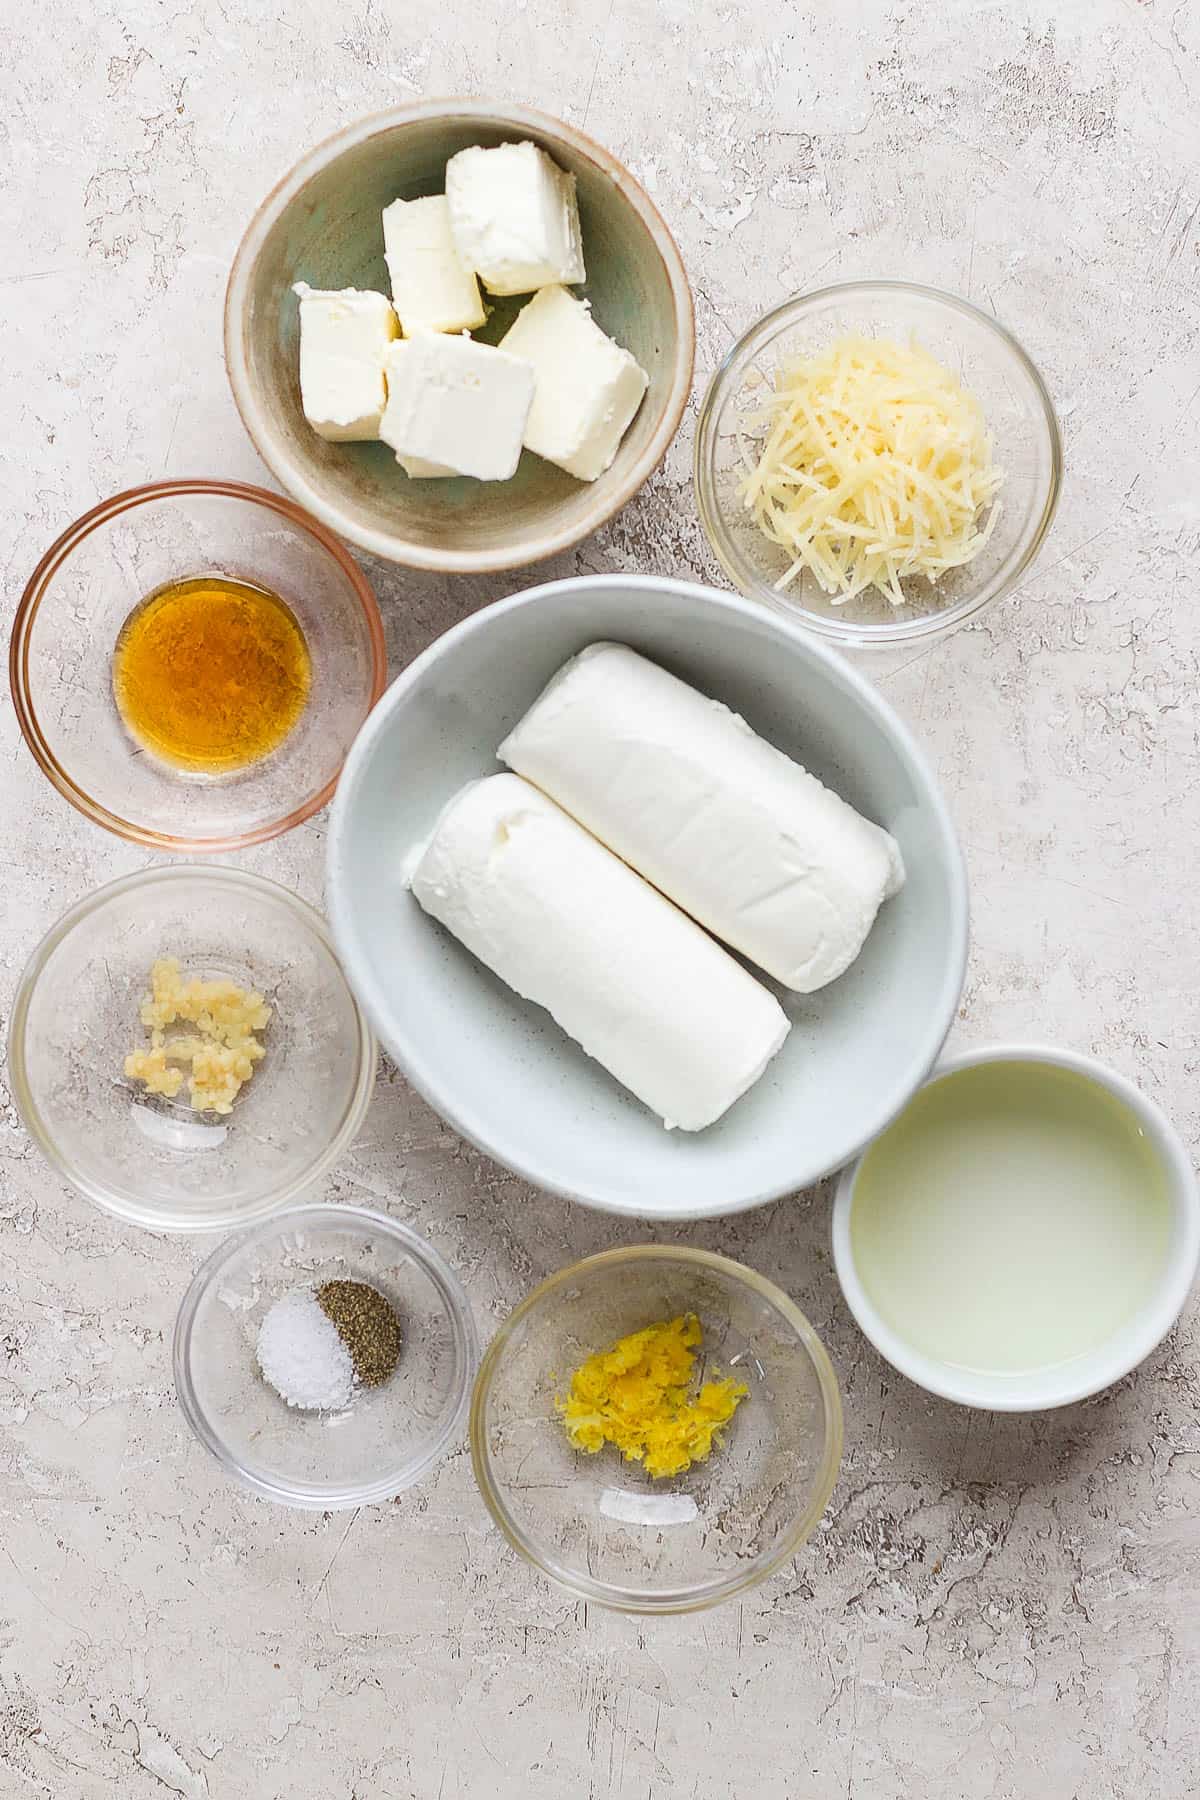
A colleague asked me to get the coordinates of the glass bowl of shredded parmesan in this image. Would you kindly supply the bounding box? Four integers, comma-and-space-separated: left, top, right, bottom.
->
471, 1246, 843, 1613
695, 281, 1061, 647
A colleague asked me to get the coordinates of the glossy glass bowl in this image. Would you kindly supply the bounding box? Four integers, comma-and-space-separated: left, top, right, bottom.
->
8, 866, 375, 1233
10, 479, 386, 851
695, 281, 1062, 648
470, 1247, 843, 1613
175, 1205, 478, 1507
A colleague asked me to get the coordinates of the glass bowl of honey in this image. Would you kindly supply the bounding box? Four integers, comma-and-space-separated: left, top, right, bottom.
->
10, 479, 387, 851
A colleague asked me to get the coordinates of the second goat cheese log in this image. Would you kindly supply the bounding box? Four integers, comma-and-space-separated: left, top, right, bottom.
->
500, 644, 906, 994
408, 775, 790, 1131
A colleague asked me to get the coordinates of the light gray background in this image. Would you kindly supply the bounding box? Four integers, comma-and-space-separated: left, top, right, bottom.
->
3, 2, 1198, 1795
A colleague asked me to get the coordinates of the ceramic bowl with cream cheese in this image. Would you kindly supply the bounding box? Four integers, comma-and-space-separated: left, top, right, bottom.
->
327, 573, 969, 1220
225, 100, 694, 573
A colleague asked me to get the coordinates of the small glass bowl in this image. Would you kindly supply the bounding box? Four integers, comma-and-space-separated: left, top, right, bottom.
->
10, 479, 386, 851
174, 1204, 478, 1507
8, 865, 375, 1233
470, 1246, 843, 1614
694, 281, 1062, 648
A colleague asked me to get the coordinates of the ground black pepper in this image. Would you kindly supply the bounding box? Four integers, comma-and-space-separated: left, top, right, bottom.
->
316, 1280, 402, 1387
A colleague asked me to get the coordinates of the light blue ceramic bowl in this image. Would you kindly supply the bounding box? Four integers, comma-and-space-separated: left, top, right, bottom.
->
327, 575, 968, 1219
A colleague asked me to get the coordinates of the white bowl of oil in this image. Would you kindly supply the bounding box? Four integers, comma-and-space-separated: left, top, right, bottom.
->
833, 1045, 1200, 1410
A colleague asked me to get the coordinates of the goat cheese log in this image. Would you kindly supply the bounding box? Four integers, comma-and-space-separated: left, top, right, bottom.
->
407, 775, 790, 1131
500, 643, 905, 994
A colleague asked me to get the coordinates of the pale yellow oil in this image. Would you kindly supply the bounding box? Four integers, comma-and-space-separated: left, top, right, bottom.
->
850, 1060, 1171, 1375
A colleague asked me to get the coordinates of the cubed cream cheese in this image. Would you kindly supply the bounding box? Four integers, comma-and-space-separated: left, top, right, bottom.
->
379, 334, 534, 481
445, 142, 585, 295
498, 284, 649, 480
292, 283, 398, 441
500, 643, 906, 994
397, 453, 457, 479
382, 194, 487, 336
408, 774, 790, 1131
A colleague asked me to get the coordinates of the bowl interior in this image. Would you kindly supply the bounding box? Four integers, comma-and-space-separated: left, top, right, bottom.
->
176, 1207, 476, 1506
472, 1251, 841, 1611
231, 107, 688, 565
15, 486, 382, 847
697, 284, 1060, 646
10, 868, 372, 1232
328, 576, 966, 1218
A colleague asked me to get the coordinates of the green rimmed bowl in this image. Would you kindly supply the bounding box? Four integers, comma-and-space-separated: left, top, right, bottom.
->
226, 100, 694, 573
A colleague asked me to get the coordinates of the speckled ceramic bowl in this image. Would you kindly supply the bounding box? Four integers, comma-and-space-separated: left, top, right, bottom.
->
225, 100, 695, 573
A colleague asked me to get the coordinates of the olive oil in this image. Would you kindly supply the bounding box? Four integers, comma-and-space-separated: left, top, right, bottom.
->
850, 1060, 1171, 1374
112, 574, 311, 774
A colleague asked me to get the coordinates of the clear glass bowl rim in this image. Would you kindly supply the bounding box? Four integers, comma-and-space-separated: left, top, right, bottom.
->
469, 1243, 844, 1615
693, 279, 1064, 649
173, 1201, 479, 1508
9, 477, 388, 851
6, 863, 378, 1234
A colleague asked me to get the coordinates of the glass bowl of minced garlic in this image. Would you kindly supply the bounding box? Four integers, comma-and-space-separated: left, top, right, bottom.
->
470, 1246, 843, 1614
695, 280, 1061, 649
8, 864, 375, 1233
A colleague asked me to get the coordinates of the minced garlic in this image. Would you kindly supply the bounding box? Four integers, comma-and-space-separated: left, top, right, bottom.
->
557, 1314, 747, 1480
124, 957, 270, 1115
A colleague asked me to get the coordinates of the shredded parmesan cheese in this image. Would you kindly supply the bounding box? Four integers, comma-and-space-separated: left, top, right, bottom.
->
739, 334, 1004, 607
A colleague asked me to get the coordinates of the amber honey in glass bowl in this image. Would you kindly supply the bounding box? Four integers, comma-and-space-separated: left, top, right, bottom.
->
112, 574, 312, 775
10, 479, 386, 852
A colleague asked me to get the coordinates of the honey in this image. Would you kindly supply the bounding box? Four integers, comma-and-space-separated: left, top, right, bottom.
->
112, 574, 311, 773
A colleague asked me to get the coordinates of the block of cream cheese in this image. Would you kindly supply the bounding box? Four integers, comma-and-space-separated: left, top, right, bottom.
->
293, 284, 398, 441
382, 194, 487, 336
396, 453, 456, 479
380, 334, 534, 481
500, 644, 906, 994
498, 286, 649, 480
408, 774, 790, 1131
445, 142, 585, 295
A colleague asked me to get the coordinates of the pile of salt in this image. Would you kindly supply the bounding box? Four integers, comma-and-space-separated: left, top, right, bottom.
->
256, 1289, 356, 1412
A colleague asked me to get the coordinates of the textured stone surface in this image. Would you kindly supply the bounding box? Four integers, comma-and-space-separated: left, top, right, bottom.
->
3, 1, 1199, 1795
